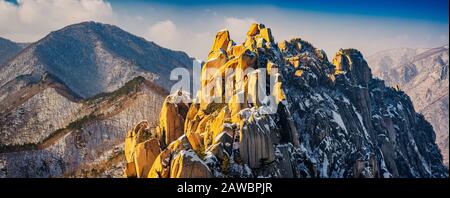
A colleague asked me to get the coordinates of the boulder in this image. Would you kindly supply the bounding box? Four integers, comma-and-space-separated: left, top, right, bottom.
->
288, 56, 301, 68
184, 103, 200, 132
125, 121, 149, 163
169, 150, 213, 178
147, 149, 172, 178
315, 49, 328, 62
208, 30, 231, 58
205, 49, 228, 69
159, 91, 190, 146
227, 39, 236, 52
232, 44, 246, 57
278, 40, 289, 52
259, 28, 274, 43
124, 162, 137, 178
244, 36, 256, 51
124, 120, 151, 178
238, 49, 257, 71
275, 145, 295, 178
206, 142, 228, 162
295, 70, 303, 77
186, 130, 204, 152
247, 23, 260, 36
256, 38, 266, 48
124, 130, 137, 164
209, 108, 226, 142
167, 134, 192, 152
134, 138, 161, 178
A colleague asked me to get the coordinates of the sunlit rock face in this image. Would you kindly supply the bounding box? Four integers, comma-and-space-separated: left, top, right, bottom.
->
124, 24, 448, 178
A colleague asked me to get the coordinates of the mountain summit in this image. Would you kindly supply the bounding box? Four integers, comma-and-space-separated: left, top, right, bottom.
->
123, 23, 448, 178
0, 21, 192, 98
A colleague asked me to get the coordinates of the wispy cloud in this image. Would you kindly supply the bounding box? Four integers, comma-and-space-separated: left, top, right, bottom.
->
0, 0, 115, 41
223, 17, 257, 43
0, 0, 448, 60
146, 20, 178, 44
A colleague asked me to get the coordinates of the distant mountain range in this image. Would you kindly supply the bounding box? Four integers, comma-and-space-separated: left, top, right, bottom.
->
0, 22, 191, 177
367, 45, 449, 165
0, 22, 192, 98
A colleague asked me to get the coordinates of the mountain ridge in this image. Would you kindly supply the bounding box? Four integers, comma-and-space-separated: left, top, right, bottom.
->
0, 76, 167, 177
122, 23, 448, 178
0, 21, 193, 98
0, 21, 447, 178
367, 44, 449, 165
0, 22, 183, 177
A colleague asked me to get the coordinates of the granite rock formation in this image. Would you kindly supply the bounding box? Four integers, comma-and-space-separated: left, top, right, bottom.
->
124, 24, 448, 178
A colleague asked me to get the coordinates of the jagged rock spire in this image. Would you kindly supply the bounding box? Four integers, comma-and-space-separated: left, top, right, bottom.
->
123, 23, 448, 178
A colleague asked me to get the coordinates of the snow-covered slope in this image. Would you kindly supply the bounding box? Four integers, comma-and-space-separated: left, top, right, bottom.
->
0, 77, 167, 177
0, 22, 193, 98
0, 22, 192, 177
367, 45, 449, 165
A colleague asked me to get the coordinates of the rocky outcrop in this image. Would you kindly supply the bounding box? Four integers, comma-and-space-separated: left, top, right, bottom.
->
126, 23, 447, 178
158, 91, 190, 147
0, 77, 167, 178
367, 45, 449, 166
124, 121, 161, 178
169, 150, 213, 178
123, 91, 211, 178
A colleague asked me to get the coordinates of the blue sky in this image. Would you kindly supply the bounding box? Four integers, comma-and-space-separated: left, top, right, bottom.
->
1, 0, 448, 59
110, 0, 449, 22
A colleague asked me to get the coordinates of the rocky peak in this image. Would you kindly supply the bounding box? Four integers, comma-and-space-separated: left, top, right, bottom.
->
0, 21, 193, 98
332, 48, 372, 86
123, 23, 448, 178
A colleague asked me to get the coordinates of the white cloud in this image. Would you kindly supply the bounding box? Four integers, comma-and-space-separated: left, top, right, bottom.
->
141, 17, 258, 60
145, 20, 178, 45
0, 0, 114, 42
223, 17, 257, 43
1, 1, 447, 60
